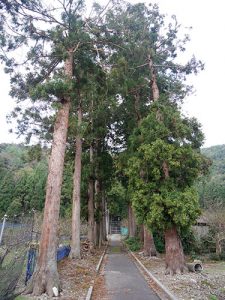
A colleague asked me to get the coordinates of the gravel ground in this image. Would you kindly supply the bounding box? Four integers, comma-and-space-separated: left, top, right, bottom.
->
136, 253, 225, 300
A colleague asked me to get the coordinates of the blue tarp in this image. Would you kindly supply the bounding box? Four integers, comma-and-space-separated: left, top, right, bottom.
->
25, 245, 71, 284
57, 245, 71, 262
121, 227, 128, 236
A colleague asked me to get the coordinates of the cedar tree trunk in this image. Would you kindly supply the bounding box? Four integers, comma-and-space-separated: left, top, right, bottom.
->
102, 193, 107, 242
143, 225, 157, 257
26, 51, 73, 296
94, 178, 101, 247
88, 144, 95, 253
139, 224, 144, 243
70, 102, 82, 259
128, 204, 136, 237
215, 233, 222, 255
165, 226, 185, 275
148, 53, 159, 101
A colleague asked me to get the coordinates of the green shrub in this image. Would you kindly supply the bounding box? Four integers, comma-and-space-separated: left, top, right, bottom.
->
125, 237, 141, 252
209, 295, 218, 300
181, 228, 201, 255
153, 230, 165, 253
209, 253, 220, 261
219, 252, 225, 260
209, 252, 225, 261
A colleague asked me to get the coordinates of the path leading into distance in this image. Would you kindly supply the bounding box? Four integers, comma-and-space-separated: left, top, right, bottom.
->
104, 234, 160, 300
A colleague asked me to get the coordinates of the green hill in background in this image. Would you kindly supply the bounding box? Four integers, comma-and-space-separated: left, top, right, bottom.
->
0, 143, 225, 216
198, 144, 225, 208
0, 143, 48, 217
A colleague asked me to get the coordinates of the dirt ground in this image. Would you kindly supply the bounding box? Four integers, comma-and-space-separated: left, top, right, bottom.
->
16, 244, 105, 300
91, 256, 109, 300
136, 252, 225, 300
15, 244, 225, 300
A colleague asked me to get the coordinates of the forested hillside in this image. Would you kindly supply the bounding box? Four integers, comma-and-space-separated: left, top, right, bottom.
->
0, 143, 48, 216
0, 143, 115, 218
1, 143, 224, 216
198, 144, 225, 208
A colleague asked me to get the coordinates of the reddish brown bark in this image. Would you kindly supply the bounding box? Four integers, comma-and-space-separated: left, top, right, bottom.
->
143, 225, 157, 257
94, 179, 101, 247
26, 51, 73, 296
128, 204, 136, 237
139, 224, 144, 243
165, 226, 185, 275
70, 101, 83, 259
102, 192, 107, 242
88, 144, 95, 253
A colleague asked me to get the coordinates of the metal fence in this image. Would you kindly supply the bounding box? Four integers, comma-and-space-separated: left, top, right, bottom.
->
0, 212, 84, 299
0, 212, 34, 300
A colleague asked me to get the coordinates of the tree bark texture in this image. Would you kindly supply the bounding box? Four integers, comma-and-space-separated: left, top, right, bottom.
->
143, 225, 157, 257
102, 192, 107, 242
128, 204, 136, 237
148, 53, 159, 102
215, 233, 224, 255
70, 102, 82, 259
165, 226, 185, 275
139, 224, 144, 243
27, 51, 73, 296
95, 179, 103, 248
88, 144, 95, 253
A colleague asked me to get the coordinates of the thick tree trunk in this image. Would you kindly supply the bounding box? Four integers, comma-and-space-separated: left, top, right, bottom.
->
94, 179, 100, 247
26, 52, 72, 296
102, 192, 107, 242
165, 226, 185, 275
143, 225, 157, 257
105, 201, 109, 238
139, 224, 144, 243
215, 234, 222, 255
128, 204, 136, 237
95, 179, 103, 248
99, 218, 103, 248
70, 102, 82, 259
88, 144, 95, 253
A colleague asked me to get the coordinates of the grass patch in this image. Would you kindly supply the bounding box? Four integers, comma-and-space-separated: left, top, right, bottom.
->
110, 246, 121, 253
209, 295, 218, 300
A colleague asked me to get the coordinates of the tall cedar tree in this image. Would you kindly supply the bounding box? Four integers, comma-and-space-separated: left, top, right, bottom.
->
105, 3, 206, 272
0, 0, 91, 295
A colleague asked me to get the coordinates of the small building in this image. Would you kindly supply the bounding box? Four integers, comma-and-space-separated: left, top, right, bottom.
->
192, 215, 209, 238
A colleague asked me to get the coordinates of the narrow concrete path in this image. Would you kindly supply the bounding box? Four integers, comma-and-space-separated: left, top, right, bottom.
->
104, 234, 160, 300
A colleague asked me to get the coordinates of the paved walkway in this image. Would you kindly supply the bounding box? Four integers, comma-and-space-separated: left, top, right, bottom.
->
104, 234, 160, 300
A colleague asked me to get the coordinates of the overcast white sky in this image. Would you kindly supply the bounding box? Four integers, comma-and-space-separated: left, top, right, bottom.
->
0, 0, 224, 147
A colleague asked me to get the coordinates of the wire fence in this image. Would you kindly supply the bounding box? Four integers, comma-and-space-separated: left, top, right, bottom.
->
0, 212, 88, 299
0, 212, 34, 300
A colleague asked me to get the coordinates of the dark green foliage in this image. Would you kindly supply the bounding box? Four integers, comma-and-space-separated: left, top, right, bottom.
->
0, 144, 48, 216
126, 100, 208, 232
180, 228, 200, 255
153, 230, 165, 253
107, 180, 127, 219
125, 236, 141, 252
197, 145, 225, 208
60, 161, 74, 217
